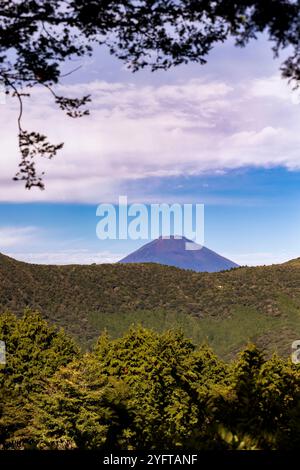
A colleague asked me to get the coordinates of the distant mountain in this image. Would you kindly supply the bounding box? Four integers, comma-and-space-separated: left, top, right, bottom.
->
119, 236, 239, 272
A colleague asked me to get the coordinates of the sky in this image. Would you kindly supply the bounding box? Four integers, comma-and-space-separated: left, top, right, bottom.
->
1, 34, 300, 266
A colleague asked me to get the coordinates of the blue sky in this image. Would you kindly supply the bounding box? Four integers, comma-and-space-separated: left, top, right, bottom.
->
0, 35, 300, 266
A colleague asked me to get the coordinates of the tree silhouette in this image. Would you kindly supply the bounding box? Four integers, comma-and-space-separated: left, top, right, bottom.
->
1, 0, 299, 188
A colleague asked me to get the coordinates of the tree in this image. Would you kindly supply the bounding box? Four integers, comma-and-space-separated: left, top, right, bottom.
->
33, 327, 229, 450
212, 344, 300, 450
31, 355, 132, 450
1, 316, 300, 450
0, 309, 79, 449
1, 0, 299, 189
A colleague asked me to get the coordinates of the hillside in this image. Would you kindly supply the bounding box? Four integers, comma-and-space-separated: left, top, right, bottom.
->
1, 252, 300, 359
119, 236, 239, 272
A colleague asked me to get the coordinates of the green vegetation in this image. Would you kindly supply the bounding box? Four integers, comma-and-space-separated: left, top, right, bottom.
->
1, 253, 300, 357
1, 311, 300, 450
0, 310, 78, 449
89, 307, 281, 361
0, 255, 300, 359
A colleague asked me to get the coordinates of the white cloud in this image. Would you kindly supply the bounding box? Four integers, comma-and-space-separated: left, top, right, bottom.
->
1, 75, 300, 202
251, 74, 300, 104
0, 226, 37, 248
224, 251, 297, 267
5, 249, 124, 265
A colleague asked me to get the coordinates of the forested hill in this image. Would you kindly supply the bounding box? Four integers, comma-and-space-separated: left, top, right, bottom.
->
1, 253, 300, 358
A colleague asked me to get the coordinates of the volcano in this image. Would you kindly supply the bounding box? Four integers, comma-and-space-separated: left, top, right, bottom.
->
118, 236, 239, 272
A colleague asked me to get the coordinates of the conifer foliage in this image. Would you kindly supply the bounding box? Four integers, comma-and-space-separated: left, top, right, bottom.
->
1, 310, 300, 450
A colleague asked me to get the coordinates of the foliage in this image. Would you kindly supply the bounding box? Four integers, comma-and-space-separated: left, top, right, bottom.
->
0, 310, 79, 449
1, 1, 299, 188
212, 345, 300, 449
1, 313, 300, 450
31, 357, 131, 450
31, 328, 224, 449
92, 327, 227, 449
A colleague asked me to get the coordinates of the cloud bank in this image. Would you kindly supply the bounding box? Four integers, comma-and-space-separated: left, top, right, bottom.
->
0, 75, 300, 202
6, 250, 124, 265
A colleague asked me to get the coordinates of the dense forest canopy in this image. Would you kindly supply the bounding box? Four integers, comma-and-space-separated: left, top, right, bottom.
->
1, 0, 299, 188
1, 311, 300, 450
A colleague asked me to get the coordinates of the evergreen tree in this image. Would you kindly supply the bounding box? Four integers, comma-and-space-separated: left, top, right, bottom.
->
0, 309, 79, 449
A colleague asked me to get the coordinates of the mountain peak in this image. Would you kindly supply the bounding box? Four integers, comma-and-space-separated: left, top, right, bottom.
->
119, 237, 239, 273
